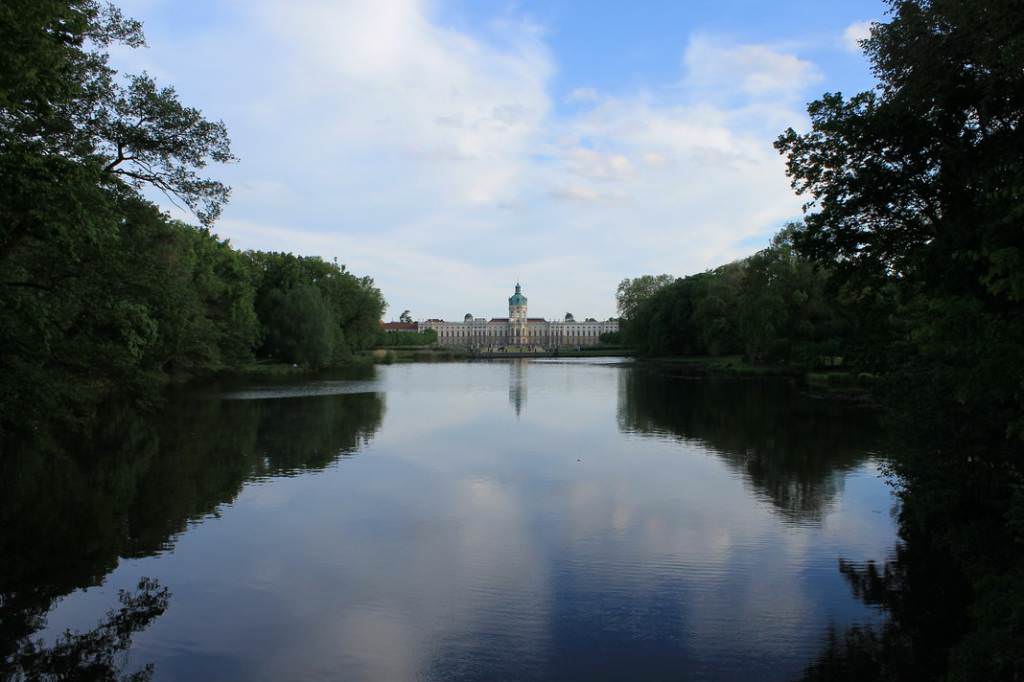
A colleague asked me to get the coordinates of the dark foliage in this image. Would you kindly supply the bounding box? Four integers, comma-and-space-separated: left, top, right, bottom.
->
248, 252, 386, 367
772, 0, 1024, 678
622, 226, 851, 366
623, 1, 1023, 675
0, 385, 385, 678
3, 578, 169, 681
0, 2, 386, 443
378, 328, 439, 347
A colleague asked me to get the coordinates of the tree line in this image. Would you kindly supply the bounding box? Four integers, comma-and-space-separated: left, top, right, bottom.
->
618, 225, 857, 367
622, 1, 1023, 678
0, 1, 385, 442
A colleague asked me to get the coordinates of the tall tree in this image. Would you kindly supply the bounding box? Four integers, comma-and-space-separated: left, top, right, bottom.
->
776, 0, 1024, 305
0, 1, 238, 437
616, 274, 674, 321
776, 1, 1024, 677
247, 251, 386, 365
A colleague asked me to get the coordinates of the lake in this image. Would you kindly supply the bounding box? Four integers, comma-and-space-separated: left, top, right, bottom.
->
0, 359, 897, 681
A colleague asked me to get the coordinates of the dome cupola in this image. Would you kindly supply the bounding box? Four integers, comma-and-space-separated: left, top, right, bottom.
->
508, 282, 527, 307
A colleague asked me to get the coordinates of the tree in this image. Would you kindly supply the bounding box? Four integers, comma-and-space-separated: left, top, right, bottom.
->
260, 285, 336, 367
0, 1, 243, 438
776, 1, 1024, 305
615, 274, 674, 321
776, 1, 1024, 678
97, 73, 236, 225
620, 227, 839, 363
691, 261, 744, 357
775, 0, 1024, 486
0, 1, 234, 228
247, 251, 386, 364
0, 2, 389, 443
399, 310, 412, 323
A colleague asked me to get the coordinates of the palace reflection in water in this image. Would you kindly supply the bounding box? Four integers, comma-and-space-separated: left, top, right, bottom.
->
509, 359, 527, 417
1, 360, 896, 681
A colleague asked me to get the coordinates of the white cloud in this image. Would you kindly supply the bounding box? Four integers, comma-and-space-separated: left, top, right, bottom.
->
565, 86, 600, 104
842, 20, 873, 53
248, 0, 552, 207
684, 35, 822, 100
550, 183, 603, 202
112, 5, 817, 321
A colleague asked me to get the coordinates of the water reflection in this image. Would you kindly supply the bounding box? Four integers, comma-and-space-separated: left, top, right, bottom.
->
799, 532, 970, 681
4, 578, 169, 681
617, 368, 882, 522
508, 360, 527, 417
0, 387, 385, 679
1, 361, 896, 681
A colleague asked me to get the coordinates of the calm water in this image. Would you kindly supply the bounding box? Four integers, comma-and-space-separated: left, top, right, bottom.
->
1, 359, 897, 681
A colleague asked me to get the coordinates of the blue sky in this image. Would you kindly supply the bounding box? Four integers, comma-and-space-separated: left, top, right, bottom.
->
113, 0, 884, 320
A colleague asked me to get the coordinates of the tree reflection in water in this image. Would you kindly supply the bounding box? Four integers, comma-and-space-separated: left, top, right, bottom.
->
617, 367, 883, 522
799, 533, 971, 680
4, 578, 169, 681
0, 380, 385, 680
616, 367, 957, 679
613, 368, 979, 680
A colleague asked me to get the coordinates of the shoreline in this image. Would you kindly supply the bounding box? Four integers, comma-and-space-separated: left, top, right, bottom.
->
637, 355, 877, 404
201, 352, 876, 405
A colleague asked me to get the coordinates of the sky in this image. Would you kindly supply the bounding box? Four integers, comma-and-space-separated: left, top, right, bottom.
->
111, 0, 885, 321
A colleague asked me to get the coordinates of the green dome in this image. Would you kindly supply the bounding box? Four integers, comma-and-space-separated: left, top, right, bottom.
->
508, 283, 527, 306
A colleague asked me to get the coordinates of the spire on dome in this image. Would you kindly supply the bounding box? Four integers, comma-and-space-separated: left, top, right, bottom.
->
508, 282, 527, 307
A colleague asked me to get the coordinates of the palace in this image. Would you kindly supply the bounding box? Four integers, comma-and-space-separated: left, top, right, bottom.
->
418, 283, 618, 348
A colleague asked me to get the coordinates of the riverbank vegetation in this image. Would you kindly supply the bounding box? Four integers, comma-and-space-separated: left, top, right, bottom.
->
375, 328, 439, 348
0, 1, 385, 443
789, 1, 1024, 676
621, 225, 853, 369
624, 1, 1024, 677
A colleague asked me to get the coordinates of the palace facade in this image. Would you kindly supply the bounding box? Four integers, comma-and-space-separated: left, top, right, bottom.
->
419, 284, 618, 348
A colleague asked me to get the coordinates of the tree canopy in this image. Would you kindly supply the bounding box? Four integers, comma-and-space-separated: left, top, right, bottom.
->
623, 226, 846, 364
0, 1, 387, 442
615, 274, 674, 321
773, 1, 1024, 678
